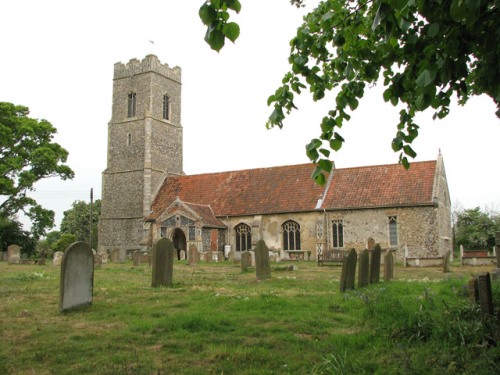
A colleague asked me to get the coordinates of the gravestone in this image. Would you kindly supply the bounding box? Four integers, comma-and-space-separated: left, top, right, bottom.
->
7, 244, 21, 264
384, 250, 395, 281
110, 249, 119, 263
141, 252, 151, 267
340, 249, 357, 292
100, 252, 109, 264
469, 273, 494, 315
93, 253, 102, 267
188, 245, 199, 265
358, 249, 370, 288
53, 251, 64, 266
227, 250, 235, 263
255, 240, 271, 280
132, 251, 141, 266
180, 249, 186, 261
443, 251, 451, 273
370, 245, 381, 284
2, 252, 7, 261
241, 251, 252, 271
152, 238, 174, 287
59, 242, 94, 312
118, 249, 127, 263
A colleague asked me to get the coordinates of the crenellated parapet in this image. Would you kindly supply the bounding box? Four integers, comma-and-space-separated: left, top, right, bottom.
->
114, 54, 182, 83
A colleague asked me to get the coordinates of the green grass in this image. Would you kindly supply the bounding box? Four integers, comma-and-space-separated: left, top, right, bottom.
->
0, 260, 499, 374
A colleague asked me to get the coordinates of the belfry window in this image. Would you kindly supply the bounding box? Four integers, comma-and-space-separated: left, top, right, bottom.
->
332, 220, 344, 248
163, 94, 170, 120
127, 92, 136, 117
283, 220, 301, 250
235, 223, 251, 252
389, 216, 398, 246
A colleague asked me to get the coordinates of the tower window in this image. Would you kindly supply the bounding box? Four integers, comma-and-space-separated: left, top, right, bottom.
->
389, 216, 398, 246
127, 92, 136, 117
283, 220, 301, 250
163, 94, 170, 120
332, 220, 344, 248
235, 223, 251, 252
127, 133, 131, 146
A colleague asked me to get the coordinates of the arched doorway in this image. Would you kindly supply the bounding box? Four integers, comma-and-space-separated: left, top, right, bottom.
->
172, 228, 187, 260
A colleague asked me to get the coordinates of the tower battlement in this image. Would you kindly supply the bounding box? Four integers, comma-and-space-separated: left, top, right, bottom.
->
114, 54, 182, 83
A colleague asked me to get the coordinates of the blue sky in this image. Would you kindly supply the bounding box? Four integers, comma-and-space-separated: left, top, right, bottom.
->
1, 0, 499, 230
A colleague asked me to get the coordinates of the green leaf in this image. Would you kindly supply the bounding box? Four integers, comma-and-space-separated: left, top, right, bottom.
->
401, 156, 410, 170
222, 22, 240, 42
428, 23, 440, 38
205, 28, 225, 52
199, 4, 217, 26
450, 0, 467, 22
306, 138, 322, 152
403, 145, 417, 158
311, 167, 326, 185
416, 69, 436, 87
318, 159, 333, 173
330, 138, 342, 151
226, 0, 241, 13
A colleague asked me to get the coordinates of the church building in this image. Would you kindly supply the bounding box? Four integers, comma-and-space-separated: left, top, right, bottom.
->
98, 55, 452, 261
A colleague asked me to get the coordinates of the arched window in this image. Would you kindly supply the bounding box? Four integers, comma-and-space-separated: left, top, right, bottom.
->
235, 223, 251, 252
283, 220, 301, 250
388, 216, 398, 246
163, 94, 170, 120
332, 220, 344, 248
127, 92, 136, 117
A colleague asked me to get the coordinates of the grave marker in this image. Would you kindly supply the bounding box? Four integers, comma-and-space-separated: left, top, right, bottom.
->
358, 249, 370, 288
340, 249, 357, 292
132, 251, 141, 266
152, 238, 174, 287
370, 245, 381, 284
384, 250, 395, 281
52, 251, 64, 266
7, 244, 21, 264
241, 251, 252, 271
59, 242, 94, 312
188, 245, 199, 265
443, 251, 451, 273
255, 240, 271, 280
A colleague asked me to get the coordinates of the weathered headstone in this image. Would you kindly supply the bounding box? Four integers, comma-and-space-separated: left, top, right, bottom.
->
384, 250, 395, 281
358, 250, 370, 288
469, 273, 494, 315
370, 245, 381, 284
118, 248, 127, 263
241, 251, 252, 271
151, 238, 174, 287
255, 240, 271, 280
110, 249, 119, 263
59, 242, 94, 312
7, 244, 21, 264
1, 252, 8, 261
100, 252, 109, 264
180, 249, 186, 261
227, 250, 235, 263
443, 250, 451, 273
52, 251, 64, 266
132, 251, 141, 266
188, 245, 199, 265
340, 249, 357, 292
141, 252, 151, 267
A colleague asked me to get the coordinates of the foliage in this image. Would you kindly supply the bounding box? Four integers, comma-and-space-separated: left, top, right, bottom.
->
455, 207, 500, 250
200, 1, 500, 185
51, 233, 76, 253
199, 0, 241, 52
0, 215, 36, 255
0, 102, 74, 236
60, 200, 100, 249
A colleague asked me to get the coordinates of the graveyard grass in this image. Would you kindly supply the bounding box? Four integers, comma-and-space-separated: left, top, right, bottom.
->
1, 260, 499, 374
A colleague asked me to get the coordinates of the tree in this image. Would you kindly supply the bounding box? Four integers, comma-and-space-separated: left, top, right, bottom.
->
51, 233, 77, 254
0, 103, 74, 237
200, 0, 499, 184
0, 215, 36, 256
60, 200, 101, 250
455, 207, 500, 250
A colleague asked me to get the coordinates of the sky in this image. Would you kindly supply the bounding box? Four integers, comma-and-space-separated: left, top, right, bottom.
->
1, 0, 499, 231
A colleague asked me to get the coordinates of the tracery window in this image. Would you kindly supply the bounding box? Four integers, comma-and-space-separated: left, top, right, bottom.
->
283, 220, 301, 250
127, 92, 136, 117
389, 216, 398, 246
332, 220, 344, 248
163, 94, 170, 120
235, 223, 251, 252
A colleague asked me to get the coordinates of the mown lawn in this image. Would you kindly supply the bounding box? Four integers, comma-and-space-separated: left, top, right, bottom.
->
0, 260, 498, 374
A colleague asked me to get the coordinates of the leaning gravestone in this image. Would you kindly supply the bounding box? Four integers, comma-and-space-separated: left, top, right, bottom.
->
110, 249, 119, 263
340, 249, 357, 292
384, 250, 395, 281
358, 249, 370, 288
370, 245, 381, 284
443, 251, 451, 273
7, 244, 21, 264
254, 240, 271, 280
241, 251, 252, 271
59, 242, 94, 312
152, 238, 174, 287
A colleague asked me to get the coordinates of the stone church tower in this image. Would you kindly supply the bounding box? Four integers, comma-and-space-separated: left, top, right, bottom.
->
98, 55, 183, 254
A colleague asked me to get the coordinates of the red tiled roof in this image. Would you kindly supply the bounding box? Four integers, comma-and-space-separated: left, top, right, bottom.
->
321, 160, 437, 209
149, 160, 437, 221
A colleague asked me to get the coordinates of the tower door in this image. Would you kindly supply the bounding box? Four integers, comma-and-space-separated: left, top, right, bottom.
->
172, 228, 187, 260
